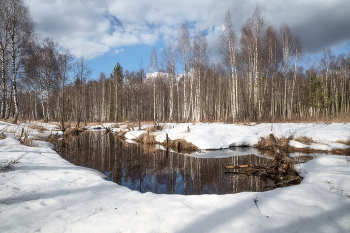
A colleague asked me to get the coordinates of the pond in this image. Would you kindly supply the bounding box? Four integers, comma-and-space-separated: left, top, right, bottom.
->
52, 131, 312, 195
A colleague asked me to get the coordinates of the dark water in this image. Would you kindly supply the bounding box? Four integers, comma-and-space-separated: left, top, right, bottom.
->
53, 131, 278, 195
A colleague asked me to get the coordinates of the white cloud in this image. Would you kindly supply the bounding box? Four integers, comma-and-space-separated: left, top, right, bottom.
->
26, 0, 350, 59
115, 48, 124, 54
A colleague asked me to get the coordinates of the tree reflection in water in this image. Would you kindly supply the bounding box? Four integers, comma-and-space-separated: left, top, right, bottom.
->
53, 131, 276, 195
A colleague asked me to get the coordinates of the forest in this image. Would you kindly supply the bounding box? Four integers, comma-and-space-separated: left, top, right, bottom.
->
1, 1, 349, 125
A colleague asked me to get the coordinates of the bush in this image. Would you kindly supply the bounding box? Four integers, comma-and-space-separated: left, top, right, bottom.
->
136, 132, 156, 145
0, 131, 6, 140
255, 136, 291, 151
0, 155, 24, 173
163, 139, 198, 153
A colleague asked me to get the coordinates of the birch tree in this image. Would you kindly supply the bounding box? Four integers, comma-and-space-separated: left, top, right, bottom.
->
220, 11, 238, 122
8, 0, 34, 123
264, 26, 280, 120
177, 23, 191, 121
280, 23, 297, 121
74, 56, 91, 127
0, 0, 10, 118
192, 29, 208, 122
162, 43, 176, 122
148, 48, 158, 121
57, 47, 72, 130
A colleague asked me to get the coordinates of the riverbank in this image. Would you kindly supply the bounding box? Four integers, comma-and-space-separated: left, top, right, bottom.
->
1, 121, 350, 232
121, 122, 350, 153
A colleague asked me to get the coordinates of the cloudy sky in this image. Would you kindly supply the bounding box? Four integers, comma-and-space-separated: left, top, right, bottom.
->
27, 0, 350, 78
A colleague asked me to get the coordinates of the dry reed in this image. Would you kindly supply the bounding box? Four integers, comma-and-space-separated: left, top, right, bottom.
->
30, 124, 48, 133
294, 136, 314, 145
136, 132, 156, 145
163, 139, 198, 153
0, 132, 6, 140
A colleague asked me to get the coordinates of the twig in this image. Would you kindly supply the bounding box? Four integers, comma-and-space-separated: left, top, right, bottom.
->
2, 189, 20, 204
94, 118, 111, 133
88, 207, 103, 218
254, 194, 269, 218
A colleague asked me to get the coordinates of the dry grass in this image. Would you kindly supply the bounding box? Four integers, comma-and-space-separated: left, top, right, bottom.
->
294, 136, 314, 145
288, 147, 324, 153
29, 124, 48, 133
242, 119, 253, 125
136, 132, 156, 145
111, 123, 119, 128
255, 136, 291, 151
46, 133, 60, 144
0, 131, 6, 140
21, 136, 34, 146
1, 118, 15, 123
18, 130, 35, 147
336, 140, 350, 146
0, 155, 24, 173
255, 135, 349, 155
328, 114, 350, 123
163, 139, 198, 153
147, 123, 165, 132
145, 126, 157, 133
117, 131, 127, 140
332, 149, 350, 156
63, 128, 81, 138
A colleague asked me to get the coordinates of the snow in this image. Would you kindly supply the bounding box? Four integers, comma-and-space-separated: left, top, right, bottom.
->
124, 123, 350, 151
146, 71, 187, 83
1, 121, 350, 232
189, 147, 269, 159
289, 140, 350, 151
0, 120, 62, 140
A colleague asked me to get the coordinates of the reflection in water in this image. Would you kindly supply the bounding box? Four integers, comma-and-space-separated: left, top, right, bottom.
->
53, 131, 277, 195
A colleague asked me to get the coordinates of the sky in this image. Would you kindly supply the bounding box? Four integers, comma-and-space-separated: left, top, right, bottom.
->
27, 0, 350, 79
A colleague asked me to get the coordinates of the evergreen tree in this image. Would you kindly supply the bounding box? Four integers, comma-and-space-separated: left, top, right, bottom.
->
110, 62, 124, 122
111, 62, 124, 86
303, 72, 332, 120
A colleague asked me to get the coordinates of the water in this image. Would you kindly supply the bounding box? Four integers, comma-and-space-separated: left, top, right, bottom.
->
52, 131, 295, 195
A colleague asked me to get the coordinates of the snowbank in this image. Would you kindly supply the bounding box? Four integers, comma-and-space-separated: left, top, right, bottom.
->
0, 120, 61, 139
124, 123, 350, 151
1, 129, 349, 232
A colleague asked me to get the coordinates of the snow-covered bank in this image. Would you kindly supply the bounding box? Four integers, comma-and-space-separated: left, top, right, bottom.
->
0, 121, 350, 232
0, 138, 349, 232
124, 122, 350, 151
0, 120, 61, 139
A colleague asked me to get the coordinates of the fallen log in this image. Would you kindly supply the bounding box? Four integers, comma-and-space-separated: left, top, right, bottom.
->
225, 165, 254, 169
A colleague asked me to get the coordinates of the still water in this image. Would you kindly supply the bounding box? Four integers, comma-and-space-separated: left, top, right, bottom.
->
53, 131, 279, 195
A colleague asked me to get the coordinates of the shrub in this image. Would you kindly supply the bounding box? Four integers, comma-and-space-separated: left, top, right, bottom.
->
0, 155, 24, 173
163, 139, 198, 153
136, 132, 156, 145
0, 131, 6, 140
255, 136, 291, 151
63, 128, 81, 138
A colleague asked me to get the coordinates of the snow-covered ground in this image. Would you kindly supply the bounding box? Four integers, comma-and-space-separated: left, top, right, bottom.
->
1, 121, 350, 232
0, 120, 62, 139
124, 122, 350, 151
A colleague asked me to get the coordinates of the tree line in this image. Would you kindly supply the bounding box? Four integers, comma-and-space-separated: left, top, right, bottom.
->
1, 3, 349, 125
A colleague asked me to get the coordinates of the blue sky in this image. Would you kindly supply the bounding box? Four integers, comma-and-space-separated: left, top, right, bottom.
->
27, 0, 350, 80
